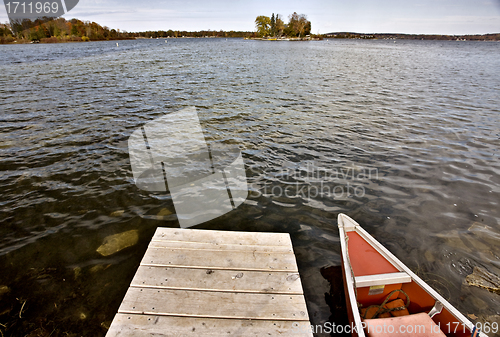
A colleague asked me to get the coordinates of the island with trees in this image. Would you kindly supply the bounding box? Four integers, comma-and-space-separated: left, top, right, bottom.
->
253, 12, 318, 40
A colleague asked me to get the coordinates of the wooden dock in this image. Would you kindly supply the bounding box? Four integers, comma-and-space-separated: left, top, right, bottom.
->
107, 227, 313, 336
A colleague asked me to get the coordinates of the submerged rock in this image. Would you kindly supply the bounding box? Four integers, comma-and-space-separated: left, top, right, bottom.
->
101, 321, 111, 330
0, 285, 10, 297
157, 208, 172, 216
465, 266, 500, 294
424, 250, 435, 262
90, 264, 111, 273
435, 228, 492, 253
110, 210, 125, 217
486, 315, 500, 327
73, 267, 81, 280
469, 297, 488, 310
434, 230, 472, 252
96, 230, 139, 256
468, 222, 500, 250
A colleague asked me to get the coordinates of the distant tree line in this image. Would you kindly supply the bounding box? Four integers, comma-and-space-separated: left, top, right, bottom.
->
0, 22, 14, 43
255, 12, 311, 38
0, 17, 130, 43
324, 32, 500, 41
131, 30, 253, 39
0, 18, 254, 44
3, 17, 497, 44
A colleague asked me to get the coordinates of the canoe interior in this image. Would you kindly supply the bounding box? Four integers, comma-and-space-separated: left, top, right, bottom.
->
347, 231, 398, 276
345, 229, 473, 337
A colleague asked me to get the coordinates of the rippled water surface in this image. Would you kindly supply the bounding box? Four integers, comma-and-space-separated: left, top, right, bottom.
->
1, 38, 499, 336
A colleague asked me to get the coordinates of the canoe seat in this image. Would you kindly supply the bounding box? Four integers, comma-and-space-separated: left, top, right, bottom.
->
355, 272, 411, 288
364, 312, 446, 337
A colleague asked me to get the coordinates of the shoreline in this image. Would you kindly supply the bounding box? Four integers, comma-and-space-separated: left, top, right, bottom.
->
246, 36, 323, 41
325, 32, 500, 41
0, 36, 136, 45
2, 34, 500, 45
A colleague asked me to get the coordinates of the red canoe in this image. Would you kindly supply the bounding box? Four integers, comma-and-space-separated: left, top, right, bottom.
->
338, 213, 485, 337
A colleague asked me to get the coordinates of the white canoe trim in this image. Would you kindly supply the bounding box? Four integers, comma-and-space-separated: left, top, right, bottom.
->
355, 272, 411, 288
338, 219, 366, 337
338, 213, 487, 337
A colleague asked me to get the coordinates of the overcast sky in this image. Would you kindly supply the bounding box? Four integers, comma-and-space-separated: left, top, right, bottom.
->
2, 0, 500, 34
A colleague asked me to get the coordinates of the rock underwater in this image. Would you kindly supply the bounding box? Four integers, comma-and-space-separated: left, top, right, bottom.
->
96, 230, 139, 256
465, 266, 500, 295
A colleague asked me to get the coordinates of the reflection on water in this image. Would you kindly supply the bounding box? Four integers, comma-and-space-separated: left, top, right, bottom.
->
0, 38, 499, 336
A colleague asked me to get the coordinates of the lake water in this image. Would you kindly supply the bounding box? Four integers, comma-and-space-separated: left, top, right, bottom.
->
1, 38, 499, 336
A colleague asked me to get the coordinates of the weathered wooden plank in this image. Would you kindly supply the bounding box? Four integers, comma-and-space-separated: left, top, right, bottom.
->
141, 247, 298, 272
107, 313, 314, 336
153, 227, 292, 248
107, 228, 312, 336
130, 266, 303, 294
118, 287, 310, 321
149, 240, 293, 253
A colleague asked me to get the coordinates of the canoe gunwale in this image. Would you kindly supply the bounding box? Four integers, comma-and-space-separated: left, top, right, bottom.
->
339, 223, 366, 337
